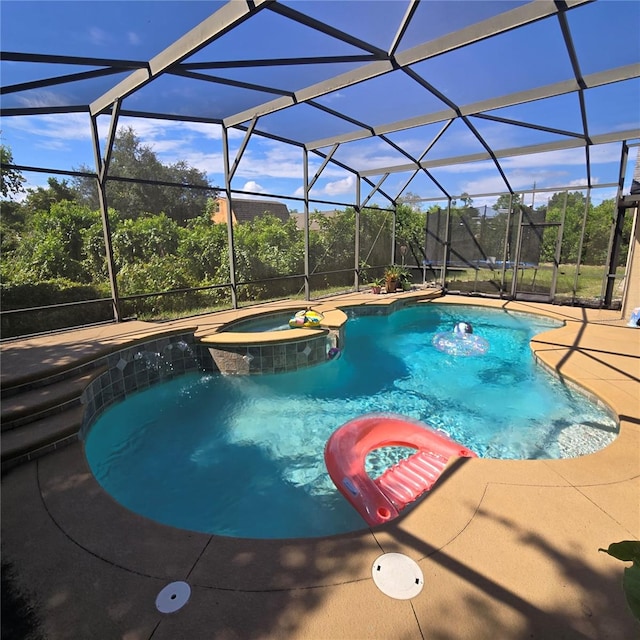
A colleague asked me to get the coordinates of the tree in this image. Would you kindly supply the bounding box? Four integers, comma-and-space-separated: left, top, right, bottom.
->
359, 206, 393, 271
233, 214, 304, 297
459, 192, 473, 208
0, 142, 25, 198
583, 198, 632, 266
22, 178, 78, 214
397, 191, 424, 211
8, 201, 99, 283
74, 126, 214, 224
178, 213, 229, 284
541, 191, 586, 263
395, 203, 426, 266
310, 208, 356, 280
112, 213, 182, 269
493, 193, 522, 212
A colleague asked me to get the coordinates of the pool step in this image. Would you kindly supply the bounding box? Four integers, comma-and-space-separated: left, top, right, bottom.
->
1, 405, 85, 469
1, 365, 106, 472
1, 368, 105, 431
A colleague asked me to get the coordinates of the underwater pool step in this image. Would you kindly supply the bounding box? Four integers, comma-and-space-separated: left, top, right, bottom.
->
1, 404, 84, 471
1, 367, 106, 432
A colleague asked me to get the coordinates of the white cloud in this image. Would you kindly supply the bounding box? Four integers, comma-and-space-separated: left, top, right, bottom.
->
128, 32, 141, 46
241, 180, 267, 194
322, 174, 355, 196
4, 112, 92, 144
14, 90, 75, 110
88, 27, 110, 46
318, 91, 345, 104
5, 108, 626, 207
230, 141, 305, 181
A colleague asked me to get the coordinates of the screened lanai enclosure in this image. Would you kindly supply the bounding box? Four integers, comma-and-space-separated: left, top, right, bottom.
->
1, 0, 639, 338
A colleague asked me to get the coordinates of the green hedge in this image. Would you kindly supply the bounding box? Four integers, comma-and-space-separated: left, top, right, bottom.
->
1, 280, 113, 338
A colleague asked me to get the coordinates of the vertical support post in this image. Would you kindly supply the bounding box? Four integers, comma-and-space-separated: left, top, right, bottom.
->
603, 142, 631, 307
90, 103, 122, 322
302, 147, 310, 301
604, 202, 627, 307
550, 191, 567, 301
222, 125, 238, 309
499, 193, 513, 296
391, 200, 397, 265
441, 199, 452, 288
572, 189, 589, 302
355, 177, 361, 290
510, 205, 524, 298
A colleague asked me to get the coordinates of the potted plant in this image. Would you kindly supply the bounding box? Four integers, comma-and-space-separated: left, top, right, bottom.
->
399, 267, 413, 291
384, 265, 403, 293
370, 277, 384, 294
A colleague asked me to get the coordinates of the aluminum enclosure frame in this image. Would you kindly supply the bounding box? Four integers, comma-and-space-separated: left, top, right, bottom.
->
1, 0, 639, 324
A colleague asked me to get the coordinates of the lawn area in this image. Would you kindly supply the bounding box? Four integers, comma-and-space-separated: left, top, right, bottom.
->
446, 263, 614, 303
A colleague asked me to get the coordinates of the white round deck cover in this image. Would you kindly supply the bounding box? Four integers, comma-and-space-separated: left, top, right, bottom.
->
371, 553, 424, 600
155, 581, 191, 613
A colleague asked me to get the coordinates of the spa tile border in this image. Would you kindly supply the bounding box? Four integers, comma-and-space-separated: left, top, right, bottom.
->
79, 333, 214, 439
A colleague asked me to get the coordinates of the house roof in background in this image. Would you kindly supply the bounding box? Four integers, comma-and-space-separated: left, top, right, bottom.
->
227, 198, 289, 224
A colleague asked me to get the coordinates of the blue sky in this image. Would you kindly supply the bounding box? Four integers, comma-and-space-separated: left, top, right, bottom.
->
1, 0, 639, 210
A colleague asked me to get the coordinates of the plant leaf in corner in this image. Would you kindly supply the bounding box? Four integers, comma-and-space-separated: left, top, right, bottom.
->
599, 541, 640, 564
622, 563, 640, 622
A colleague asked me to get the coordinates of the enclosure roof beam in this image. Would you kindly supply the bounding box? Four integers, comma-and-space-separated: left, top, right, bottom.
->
181, 54, 377, 70
90, 0, 275, 116
0, 51, 147, 69
225, 0, 582, 128
308, 144, 339, 192
305, 63, 639, 151
358, 129, 640, 177
361, 173, 390, 208
266, 2, 388, 58
388, 0, 420, 58
0, 105, 88, 117
170, 69, 295, 98
1, 68, 130, 96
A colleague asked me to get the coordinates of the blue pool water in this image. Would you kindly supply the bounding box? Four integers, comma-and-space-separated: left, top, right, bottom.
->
84, 305, 618, 539
224, 312, 293, 332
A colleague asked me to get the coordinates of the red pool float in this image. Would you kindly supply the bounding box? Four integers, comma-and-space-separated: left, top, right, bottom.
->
324, 414, 477, 527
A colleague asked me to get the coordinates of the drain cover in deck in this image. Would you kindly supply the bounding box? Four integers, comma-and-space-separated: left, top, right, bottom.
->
371, 553, 424, 600
155, 581, 191, 613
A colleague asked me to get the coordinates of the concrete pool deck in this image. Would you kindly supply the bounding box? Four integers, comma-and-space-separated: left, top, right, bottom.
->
1, 292, 639, 639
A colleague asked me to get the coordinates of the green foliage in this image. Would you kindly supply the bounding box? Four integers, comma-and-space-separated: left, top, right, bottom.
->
179, 214, 229, 283
0, 142, 26, 198
540, 191, 587, 263
384, 264, 404, 280
112, 213, 182, 269
73, 126, 213, 224
0, 280, 111, 338
493, 193, 522, 212
395, 203, 425, 263
21, 178, 78, 214
359, 206, 393, 270
6, 201, 100, 283
233, 214, 304, 298
309, 208, 355, 280
599, 541, 640, 622
0, 199, 27, 254
0, 168, 633, 335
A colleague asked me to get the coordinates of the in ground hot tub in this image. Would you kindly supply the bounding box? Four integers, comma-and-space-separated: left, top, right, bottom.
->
198, 306, 347, 375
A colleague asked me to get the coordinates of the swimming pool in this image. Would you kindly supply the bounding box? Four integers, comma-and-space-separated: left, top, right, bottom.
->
84, 305, 618, 539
